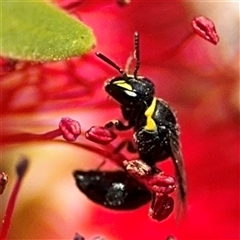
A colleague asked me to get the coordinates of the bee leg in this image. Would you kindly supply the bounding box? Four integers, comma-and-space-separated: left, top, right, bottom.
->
113, 140, 137, 154
93, 138, 133, 171
104, 119, 133, 131
95, 140, 136, 170
126, 141, 137, 153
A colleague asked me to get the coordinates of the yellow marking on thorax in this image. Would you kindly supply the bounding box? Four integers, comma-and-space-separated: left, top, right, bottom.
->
114, 80, 132, 91
144, 97, 157, 131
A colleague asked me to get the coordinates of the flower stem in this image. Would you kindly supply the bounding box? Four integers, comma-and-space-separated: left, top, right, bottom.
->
2, 129, 62, 144
71, 141, 128, 168
160, 32, 194, 61
2, 117, 81, 144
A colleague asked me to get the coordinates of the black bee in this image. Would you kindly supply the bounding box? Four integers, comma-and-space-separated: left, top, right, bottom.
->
74, 32, 186, 215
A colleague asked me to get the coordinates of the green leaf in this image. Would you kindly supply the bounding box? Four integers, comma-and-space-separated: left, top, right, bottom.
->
0, 1, 96, 62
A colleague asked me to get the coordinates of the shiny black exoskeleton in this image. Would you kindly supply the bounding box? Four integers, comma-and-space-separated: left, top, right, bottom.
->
74, 170, 151, 210
74, 32, 186, 212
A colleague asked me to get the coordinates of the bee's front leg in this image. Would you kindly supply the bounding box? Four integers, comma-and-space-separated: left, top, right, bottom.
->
104, 119, 133, 131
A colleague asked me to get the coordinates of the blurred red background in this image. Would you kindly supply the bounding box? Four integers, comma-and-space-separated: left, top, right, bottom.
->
1, 1, 239, 239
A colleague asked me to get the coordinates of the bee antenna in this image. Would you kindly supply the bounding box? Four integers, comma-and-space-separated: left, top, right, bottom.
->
133, 32, 140, 78
95, 52, 128, 79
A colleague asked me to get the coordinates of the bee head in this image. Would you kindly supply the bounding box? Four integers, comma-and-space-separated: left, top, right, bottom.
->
96, 32, 154, 107
104, 75, 154, 107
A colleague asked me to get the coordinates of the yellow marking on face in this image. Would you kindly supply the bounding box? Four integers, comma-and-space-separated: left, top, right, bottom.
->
144, 97, 157, 131
113, 80, 132, 91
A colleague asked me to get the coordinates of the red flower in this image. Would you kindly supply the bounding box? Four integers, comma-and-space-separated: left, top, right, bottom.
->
1, 1, 238, 240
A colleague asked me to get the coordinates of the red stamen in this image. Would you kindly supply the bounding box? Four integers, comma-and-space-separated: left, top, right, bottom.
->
160, 15, 219, 61
123, 159, 176, 221
57, 0, 83, 11
71, 141, 127, 168
160, 33, 194, 61
2, 118, 81, 144
192, 16, 219, 45
165, 235, 177, 240
73, 232, 85, 240
59, 117, 81, 141
149, 194, 174, 222
0, 172, 8, 195
0, 57, 18, 75
117, 0, 131, 7
85, 126, 117, 145
124, 160, 176, 195
1, 157, 29, 240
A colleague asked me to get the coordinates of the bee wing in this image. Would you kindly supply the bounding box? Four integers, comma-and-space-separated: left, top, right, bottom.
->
169, 130, 187, 217
73, 170, 151, 210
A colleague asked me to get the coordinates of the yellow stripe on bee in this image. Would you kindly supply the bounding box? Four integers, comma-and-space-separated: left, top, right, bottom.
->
114, 80, 132, 91
144, 97, 157, 131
